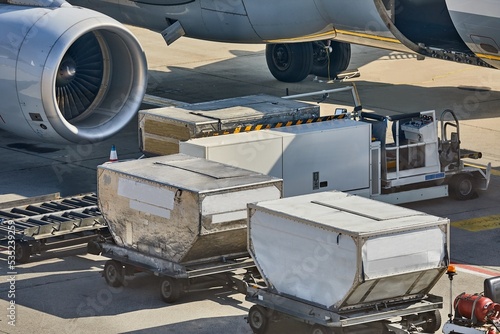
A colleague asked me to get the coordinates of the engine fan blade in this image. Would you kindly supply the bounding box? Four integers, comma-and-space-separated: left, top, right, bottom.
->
56, 32, 104, 121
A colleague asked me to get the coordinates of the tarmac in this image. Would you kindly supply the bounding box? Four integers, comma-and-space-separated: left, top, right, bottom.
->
0, 25, 499, 333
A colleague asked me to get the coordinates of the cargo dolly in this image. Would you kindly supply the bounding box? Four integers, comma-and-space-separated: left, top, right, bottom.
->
88, 240, 258, 303
246, 286, 443, 334
0, 193, 106, 263
88, 154, 281, 303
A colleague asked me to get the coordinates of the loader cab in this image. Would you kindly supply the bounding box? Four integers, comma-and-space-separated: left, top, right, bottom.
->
360, 110, 442, 190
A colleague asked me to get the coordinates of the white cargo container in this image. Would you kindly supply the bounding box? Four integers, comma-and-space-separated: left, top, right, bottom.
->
247, 191, 449, 311
97, 154, 282, 263
180, 120, 372, 197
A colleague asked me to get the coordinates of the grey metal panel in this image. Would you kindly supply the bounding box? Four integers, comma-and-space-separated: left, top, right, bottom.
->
242, 0, 333, 41
446, 0, 500, 69
98, 154, 279, 192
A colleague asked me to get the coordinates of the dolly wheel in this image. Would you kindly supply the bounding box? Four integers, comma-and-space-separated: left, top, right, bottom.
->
15, 241, 31, 263
103, 260, 124, 287
419, 310, 442, 333
311, 324, 333, 334
160, 276, 181, 303
248, 305, 269, 334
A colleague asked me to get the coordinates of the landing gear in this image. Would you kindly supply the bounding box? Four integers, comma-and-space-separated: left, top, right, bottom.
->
266, 40, 352, 82
311, 40, 351, 79
266, 42, 313, 82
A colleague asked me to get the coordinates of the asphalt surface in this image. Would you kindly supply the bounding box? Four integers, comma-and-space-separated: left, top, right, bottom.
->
0, 25, 499, 334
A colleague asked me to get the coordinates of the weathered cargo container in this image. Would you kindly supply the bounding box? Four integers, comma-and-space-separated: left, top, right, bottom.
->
138, 94, 320, 156
98, 154, 282, 263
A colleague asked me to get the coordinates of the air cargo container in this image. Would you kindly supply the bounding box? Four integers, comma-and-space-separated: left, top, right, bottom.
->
138, 94, 321, 156
246, 190, 449, 333
90, 154, 282, 302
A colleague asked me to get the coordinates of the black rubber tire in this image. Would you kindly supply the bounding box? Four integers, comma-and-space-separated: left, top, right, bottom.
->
311, 40, 351, 78
160, 276, 181, 303
311, 324, 333, 334
103, 260, 124, 287
15, 241, 31, 263
449, 173, 477, 200
419, 310, 442, 333
248, 305, 269, 334
266, 42, 313, 82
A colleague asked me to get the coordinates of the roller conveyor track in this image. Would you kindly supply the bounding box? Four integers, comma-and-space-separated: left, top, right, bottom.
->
0, 193, 104, 241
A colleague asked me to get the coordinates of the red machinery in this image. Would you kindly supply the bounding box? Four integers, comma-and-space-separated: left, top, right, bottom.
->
454, 293, 500, 323
443, 266, 500, 334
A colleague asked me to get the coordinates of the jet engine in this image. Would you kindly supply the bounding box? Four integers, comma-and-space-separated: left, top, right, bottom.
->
0, 0, 147, 144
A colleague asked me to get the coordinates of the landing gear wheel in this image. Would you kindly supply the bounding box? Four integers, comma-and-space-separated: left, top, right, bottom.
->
450, 173, 477, 200
103, 260, 124, 287
419, 310, 442, 333
311, 324, 333, 334
248, 305, 269, 334
15, 241, 31, 263
266, 42, 313, 82
160, 276, 182, 303
311, 40, 351, 79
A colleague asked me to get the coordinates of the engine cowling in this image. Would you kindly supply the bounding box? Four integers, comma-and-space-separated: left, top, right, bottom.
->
0, 1, 147, 144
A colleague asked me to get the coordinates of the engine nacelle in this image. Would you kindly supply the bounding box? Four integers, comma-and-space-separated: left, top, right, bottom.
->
0, 1, 147, 144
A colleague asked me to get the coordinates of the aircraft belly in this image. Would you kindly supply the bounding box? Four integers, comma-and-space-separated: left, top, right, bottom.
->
446, 0, 500, 69
242, 0, 333, 41
198, 0, 259, 42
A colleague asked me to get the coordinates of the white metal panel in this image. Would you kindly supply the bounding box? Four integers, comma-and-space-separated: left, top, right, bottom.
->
182, 120, 372, 198
252, 192, 446, 236
201, 185, 281, 224
271, 120, 371, 197
250, 209, 357, 309
118, 177, 176, 211
180, 131, 284, 178
362, 227, 446, 279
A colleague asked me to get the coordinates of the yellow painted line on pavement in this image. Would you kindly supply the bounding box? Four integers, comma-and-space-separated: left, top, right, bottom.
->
464, 163, 500, 177
452, 215, 500, 232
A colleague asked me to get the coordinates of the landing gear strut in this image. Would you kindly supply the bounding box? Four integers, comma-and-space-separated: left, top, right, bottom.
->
265, 40, 351, 82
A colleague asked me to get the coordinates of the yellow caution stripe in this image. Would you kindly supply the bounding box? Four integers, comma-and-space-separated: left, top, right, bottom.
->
465, 163, 500, 177
475, 53, 500, 62
199, 114, 347, 137
335, 29, 401, 44
452, 215, 500, 232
